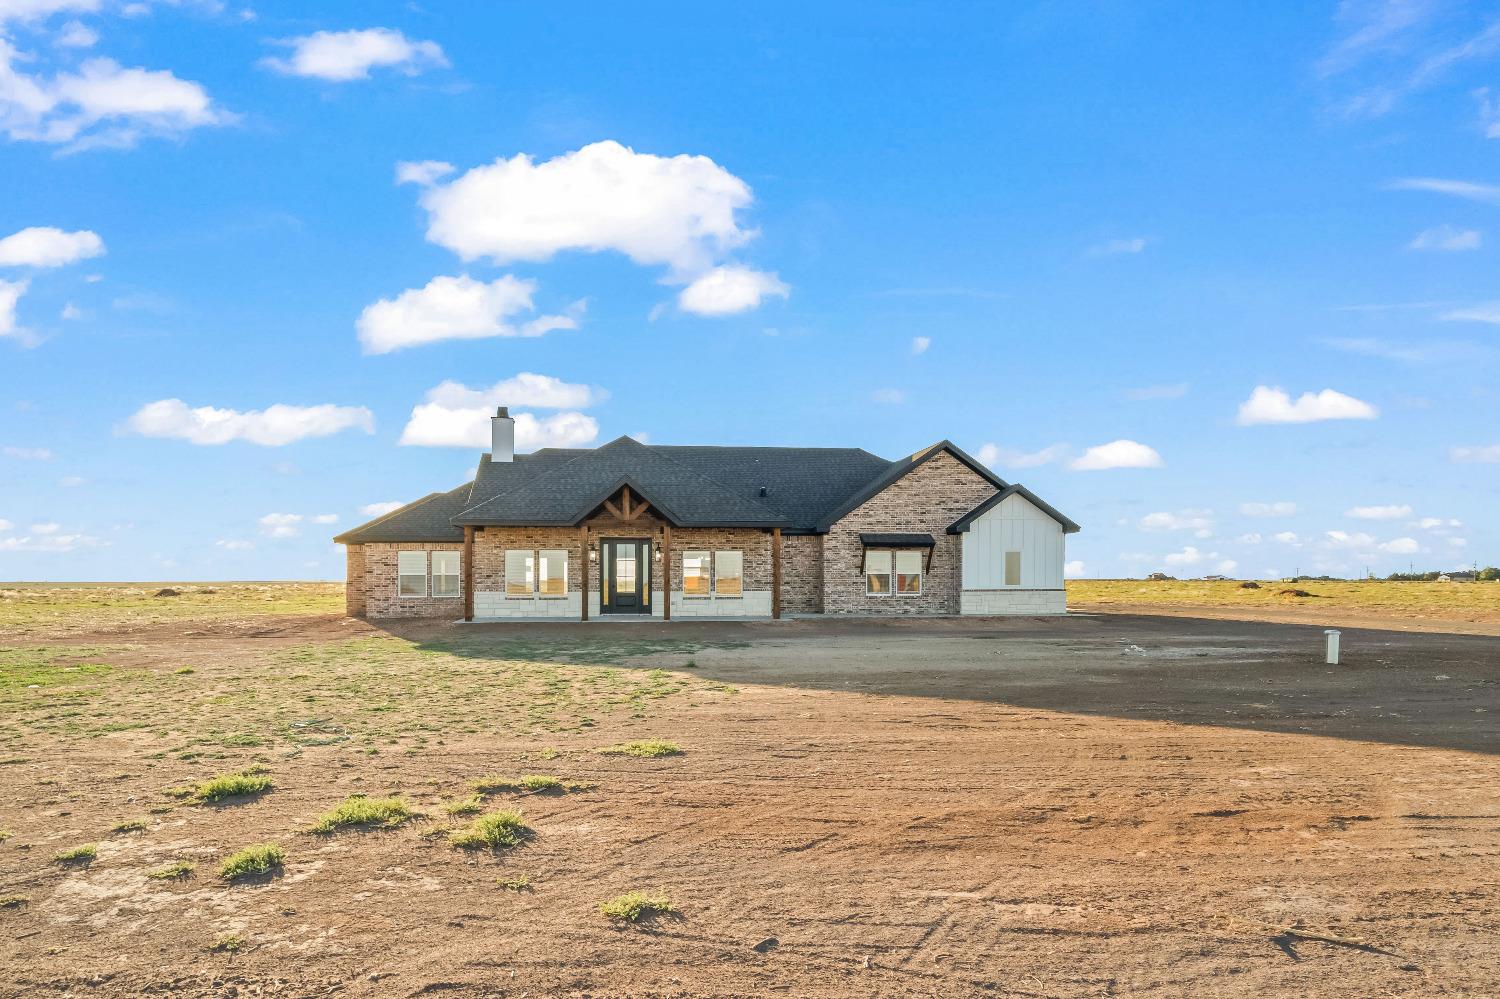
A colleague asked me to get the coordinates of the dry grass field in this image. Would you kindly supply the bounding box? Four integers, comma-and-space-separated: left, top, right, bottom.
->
1069, 578, 1500, 634
1, 583, 1498, 997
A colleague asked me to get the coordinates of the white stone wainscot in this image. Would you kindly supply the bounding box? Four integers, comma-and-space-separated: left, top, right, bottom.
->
474, 591, 582, 619
960, 589, 1067, 616
670, 590, 773, 618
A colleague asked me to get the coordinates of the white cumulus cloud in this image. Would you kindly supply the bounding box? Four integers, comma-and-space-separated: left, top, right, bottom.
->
0, 1, 98, 24
911, 336, 931, 355
1139, 509, 1214, 536
4, 444, 52, 459
1164, 546, 1205, 566
398, 374, 603, 450
417, 140, 755, 277
1064, 560, 1086, 578
677, 265, 788, 316
1379, 536, 1421, 554
1069, 439, 1163, 471
1450, 444, 1500, 463
0, 39, 230, 150
0, 278, 28, 340
359, 501, 404, 518
259, 513, 302, 538
1346, 504, 1412, 520
356, 274, 582, 354
262, 28, 448, 82
1236, 386, 1378, 425
216, 539, 254, 551
395, 159, 454, 186
1408, 224, 1481, 251
1240, 501, 1297, 517
126, 399, 375, 446
0, 226, 104, 267
977, 443, 1067, 469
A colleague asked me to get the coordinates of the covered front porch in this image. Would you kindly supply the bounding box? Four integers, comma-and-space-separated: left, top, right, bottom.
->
459, 484, 785, 623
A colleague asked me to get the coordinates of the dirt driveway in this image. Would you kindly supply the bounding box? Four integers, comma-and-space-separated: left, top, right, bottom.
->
3, 612, 1497, 997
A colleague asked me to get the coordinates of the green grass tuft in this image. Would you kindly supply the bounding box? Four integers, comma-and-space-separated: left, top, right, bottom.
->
194, 769, 273, 803
599, 739, 683, 758
208, 933, 244, 952
218, 842, 284, 881
112, 819, 147, 834
309, 795, 413, 834
147, 860, 195, 880
53, 843, 97, 864
496, 875, 532, 891
474, 774, 563, 794
449, 810, 531, 851
174, 667, 195, 675
0, 828, 12, 842
444, 794, 484, 817
600, 891, 675, 922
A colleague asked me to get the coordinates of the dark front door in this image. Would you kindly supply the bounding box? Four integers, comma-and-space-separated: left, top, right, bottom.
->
601, 539, 651, 614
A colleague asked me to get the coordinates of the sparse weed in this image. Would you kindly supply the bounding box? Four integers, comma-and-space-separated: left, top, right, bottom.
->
496, 875, 532, 891
174, 667, 195, 675
444, 794, 483, 817
450, 810, 530, 850
194, 769, 272, 803
53, 843, 97, 865
600, 891, 674, 922
474, 774, 563, 794
112, 819, 147, 834
208, 933, 244, 952
599, 739, 682, 758
310, 795, 413, 834
218, 842, 284, 881
148, 860, 195, 880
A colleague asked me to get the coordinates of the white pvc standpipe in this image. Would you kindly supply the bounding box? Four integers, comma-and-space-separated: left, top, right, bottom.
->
1325, 629, 1341, 665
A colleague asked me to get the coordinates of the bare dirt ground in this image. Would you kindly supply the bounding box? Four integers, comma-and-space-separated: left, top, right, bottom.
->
3, 607, 1498, 998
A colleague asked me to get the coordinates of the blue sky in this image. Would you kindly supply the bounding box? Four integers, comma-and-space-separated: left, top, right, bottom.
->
2, 0, 1497, 581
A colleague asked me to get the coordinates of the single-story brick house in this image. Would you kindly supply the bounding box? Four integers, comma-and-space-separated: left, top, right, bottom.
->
335, 408, 1079, 621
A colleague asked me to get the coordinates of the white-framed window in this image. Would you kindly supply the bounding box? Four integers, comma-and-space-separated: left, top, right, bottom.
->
505, 549, 535, 597
682, 550, 711, 596
431, 551, 461, 598
538, 549, 568, 597
895, 550, 923, 596
1004, 550, 1022, 586
715, 550, 743, 597
865, 549, 892, 596
397, 551, 427, 598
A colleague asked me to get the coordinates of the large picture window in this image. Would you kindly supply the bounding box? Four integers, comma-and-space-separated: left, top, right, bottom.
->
431, 551, 461, 597
1004, 550, 1022, 586
683, 550, 710, 596
895, 550, 923, 595
398, 551, 427, 597
714, 550, 743, 596
538, 549, 568, 597
505, 549, 535, 596
865, 550, 892, 595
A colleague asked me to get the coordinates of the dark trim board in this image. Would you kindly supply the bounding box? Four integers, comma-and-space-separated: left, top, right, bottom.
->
947, 484, 1082, 535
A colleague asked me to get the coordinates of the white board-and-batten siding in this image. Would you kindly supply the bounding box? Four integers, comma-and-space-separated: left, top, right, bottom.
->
959, 492, 1067, 615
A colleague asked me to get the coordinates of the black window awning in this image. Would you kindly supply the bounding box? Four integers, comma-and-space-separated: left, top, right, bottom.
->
859, 532, 936, 548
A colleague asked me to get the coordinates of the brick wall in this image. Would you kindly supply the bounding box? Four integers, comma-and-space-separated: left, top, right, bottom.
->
822, 450, 998, 615
344, 544, 365, 617
359, 542, 465, 619
781, 533, 823, 613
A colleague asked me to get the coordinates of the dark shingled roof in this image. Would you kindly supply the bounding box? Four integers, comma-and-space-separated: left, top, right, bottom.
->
334, 437, 1081, 543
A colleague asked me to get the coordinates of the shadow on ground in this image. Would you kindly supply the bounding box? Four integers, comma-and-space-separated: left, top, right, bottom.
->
378, 612, 1500, 756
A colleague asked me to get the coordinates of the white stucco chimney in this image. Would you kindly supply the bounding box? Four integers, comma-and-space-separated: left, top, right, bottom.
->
491, 406, 515, 462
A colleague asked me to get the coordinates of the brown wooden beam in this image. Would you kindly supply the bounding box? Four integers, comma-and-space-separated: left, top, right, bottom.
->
579, 525, 589, 622
621, 485, 632, 520
662, 523, 672, 622
601, 498, 624, 520
771, 527, 782, 620
462, 526, 475, 622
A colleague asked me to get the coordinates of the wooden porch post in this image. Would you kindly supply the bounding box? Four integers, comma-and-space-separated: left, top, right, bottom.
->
771, 527, 782, 620
579, 525, 589, 622
462, 526, 475, 622
662, 523, 672, 622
